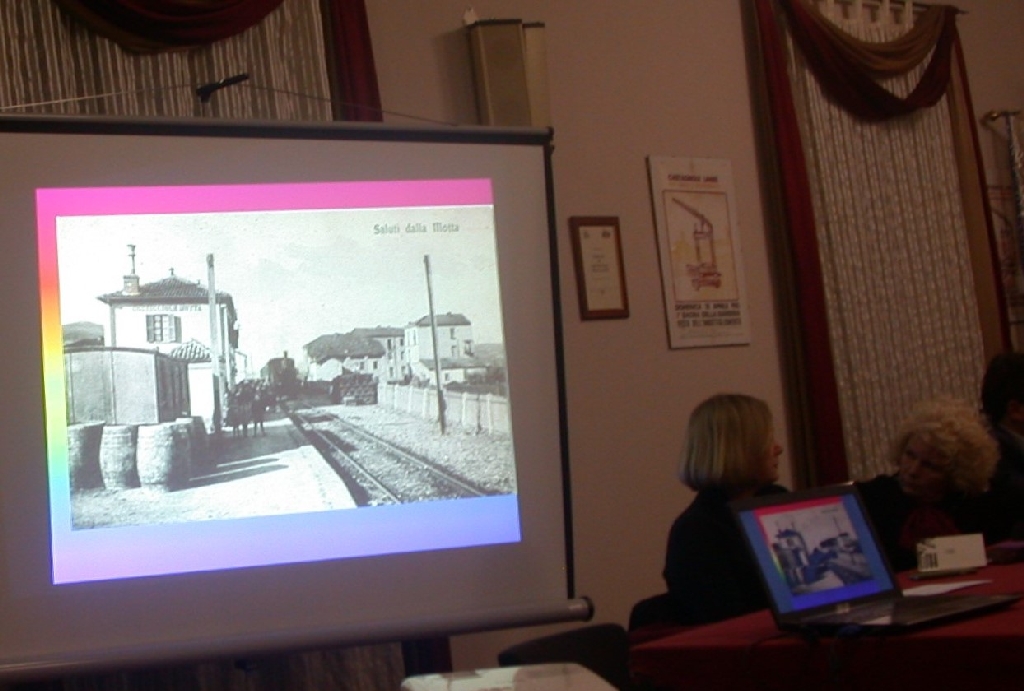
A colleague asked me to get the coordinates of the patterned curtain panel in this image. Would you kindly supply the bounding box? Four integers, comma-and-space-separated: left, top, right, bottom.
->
0, 0, 333, 120
749, 0, 1003, 483
986, 112, 1024, 350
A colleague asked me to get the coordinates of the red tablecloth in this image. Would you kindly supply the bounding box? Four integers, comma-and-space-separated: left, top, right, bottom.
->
630, 563, 1024, 691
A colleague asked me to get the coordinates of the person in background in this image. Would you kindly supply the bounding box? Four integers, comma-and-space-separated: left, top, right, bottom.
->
981, 352, 1024, 490
856, 396, 1012, 572
660, 393, 787, 626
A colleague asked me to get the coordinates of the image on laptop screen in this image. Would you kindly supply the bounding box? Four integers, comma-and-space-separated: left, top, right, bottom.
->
735, 491, 894, 614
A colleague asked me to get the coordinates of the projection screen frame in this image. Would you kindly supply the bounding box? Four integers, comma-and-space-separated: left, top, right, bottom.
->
0, 114, 583, 681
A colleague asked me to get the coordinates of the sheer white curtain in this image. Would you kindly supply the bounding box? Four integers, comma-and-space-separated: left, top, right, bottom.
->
785, 0, 986, 479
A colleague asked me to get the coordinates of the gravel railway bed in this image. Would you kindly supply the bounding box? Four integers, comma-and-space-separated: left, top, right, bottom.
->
293, 402, 516, 495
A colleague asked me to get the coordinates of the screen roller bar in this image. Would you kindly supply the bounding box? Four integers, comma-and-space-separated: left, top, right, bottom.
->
0, 598, 593, 683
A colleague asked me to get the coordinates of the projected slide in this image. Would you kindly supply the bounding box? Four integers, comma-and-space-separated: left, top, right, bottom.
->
39, 179, 521, 585
755, 500, 871, 597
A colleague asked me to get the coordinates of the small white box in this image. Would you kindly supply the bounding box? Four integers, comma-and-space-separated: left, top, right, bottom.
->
916, 533, 987, 572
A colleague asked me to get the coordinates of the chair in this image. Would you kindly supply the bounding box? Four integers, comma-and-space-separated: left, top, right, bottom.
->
628, 593, 676, 631
496, 622, 633, 691
628, 593, 690, 646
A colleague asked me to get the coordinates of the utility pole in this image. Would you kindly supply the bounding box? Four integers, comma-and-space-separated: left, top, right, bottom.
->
207, 254, 225, 433
423, 255, 447, 435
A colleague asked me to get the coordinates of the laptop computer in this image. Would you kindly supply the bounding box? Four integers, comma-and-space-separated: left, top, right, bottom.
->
730, 484, 1021, 632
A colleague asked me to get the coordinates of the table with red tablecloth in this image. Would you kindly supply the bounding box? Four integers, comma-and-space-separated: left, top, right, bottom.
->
630, 563, 1024, 691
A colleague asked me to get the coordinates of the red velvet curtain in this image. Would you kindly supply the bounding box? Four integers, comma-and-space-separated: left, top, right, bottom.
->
52, 0, 382, 122
320, 0, 382, 122
752, 0, 847, 486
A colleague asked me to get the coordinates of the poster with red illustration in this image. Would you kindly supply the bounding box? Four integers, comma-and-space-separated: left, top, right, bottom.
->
648, 156, 750, 348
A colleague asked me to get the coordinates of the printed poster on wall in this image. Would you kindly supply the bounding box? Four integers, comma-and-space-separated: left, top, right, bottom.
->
648, 156, 750, 349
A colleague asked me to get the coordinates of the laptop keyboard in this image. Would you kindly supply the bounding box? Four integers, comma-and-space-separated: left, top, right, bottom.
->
804, 601, 895, 625
805, 594, 997, 626
894, 594, 986, 616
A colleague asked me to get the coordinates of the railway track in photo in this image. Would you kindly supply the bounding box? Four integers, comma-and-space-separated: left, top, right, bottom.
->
290, 407, 491, 506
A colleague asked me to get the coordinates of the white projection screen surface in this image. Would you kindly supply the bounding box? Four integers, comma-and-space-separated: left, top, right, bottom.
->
0, 116, 583, 679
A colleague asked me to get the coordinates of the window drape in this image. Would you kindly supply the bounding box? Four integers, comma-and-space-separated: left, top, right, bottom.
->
750, 0, 846, 486
42, 0, 381, 122
320, 0, 382, 122
747, 0, 1005, 485
0, 0, 330, 119
779, 1, 957, 119
987, 114, 1024, 350
50, 0, 286, 52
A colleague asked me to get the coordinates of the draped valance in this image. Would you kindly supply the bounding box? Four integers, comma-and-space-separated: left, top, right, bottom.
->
52, 0, 285, 52
780, 0, 959, 120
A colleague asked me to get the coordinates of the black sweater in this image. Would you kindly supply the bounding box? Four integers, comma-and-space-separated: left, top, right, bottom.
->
662, 484, 787, 626
856, 474, 1018, 572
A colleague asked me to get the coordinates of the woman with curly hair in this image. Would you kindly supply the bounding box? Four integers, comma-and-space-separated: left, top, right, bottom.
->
856, 396, 1014, 572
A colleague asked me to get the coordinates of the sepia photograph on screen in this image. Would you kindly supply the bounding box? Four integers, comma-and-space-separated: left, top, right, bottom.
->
55, 198, 517, 533
759, 501, 873, 597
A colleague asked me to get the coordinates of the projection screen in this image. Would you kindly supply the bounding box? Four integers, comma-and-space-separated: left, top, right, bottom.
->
0, 115, 584, 679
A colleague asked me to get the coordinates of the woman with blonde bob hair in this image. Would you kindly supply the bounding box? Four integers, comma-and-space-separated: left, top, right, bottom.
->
679, 393, 779, 492
856, 396, 1013, 572
657, 394, 788, 627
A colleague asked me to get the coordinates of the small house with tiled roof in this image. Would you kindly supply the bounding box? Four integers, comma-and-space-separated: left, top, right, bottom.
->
304, 331, 387, 383
404, 312, 483, 385
351, 326, 407, 383
98, 268, 238, 364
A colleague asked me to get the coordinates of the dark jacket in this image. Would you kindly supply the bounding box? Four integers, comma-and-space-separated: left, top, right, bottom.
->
991, 426, 1024, 538
993, 425, 1024, 485
661, 483, 788, 626
856, 474, 1017, 572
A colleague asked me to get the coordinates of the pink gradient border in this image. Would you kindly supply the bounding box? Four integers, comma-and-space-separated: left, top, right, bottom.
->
37, 178, 493, 227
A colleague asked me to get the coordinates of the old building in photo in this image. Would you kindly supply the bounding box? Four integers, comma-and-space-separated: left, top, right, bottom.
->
405, 312, 487, 386
65, 249, 241, 430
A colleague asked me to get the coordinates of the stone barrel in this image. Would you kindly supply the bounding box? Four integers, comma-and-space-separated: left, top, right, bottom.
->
176, 416, 209, 476
67, 422, 104, 492
99, 424, 138, 489
136, 423, 176, 490
136, 422, 192, 490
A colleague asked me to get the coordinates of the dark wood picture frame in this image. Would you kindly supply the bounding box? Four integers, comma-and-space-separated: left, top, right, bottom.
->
568, 216, 629, 320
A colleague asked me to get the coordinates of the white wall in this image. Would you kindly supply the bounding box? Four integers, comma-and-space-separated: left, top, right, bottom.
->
364, 0, 1024, 671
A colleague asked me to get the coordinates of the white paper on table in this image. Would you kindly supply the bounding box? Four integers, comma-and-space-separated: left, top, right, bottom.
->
904, 579, 991, 596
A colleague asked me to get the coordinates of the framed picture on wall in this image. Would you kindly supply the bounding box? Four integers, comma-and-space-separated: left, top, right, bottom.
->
568, 216, 629, 320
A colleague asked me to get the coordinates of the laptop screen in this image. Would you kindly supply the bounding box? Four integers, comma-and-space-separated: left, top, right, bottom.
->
733, 487, 895, 615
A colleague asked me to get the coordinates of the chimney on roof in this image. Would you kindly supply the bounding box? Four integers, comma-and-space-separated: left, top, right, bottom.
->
123, 244, 140, 296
